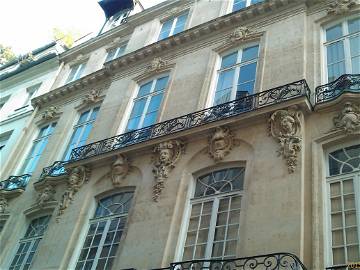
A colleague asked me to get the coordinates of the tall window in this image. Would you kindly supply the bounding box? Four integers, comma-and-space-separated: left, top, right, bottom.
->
9, 216, 51, 270
15, 83, 41, 112
105, 43, 127, 63
232, 0, 264, 12
326, 144, 360, 267
214, 45, 259, 105
63, 107, 99, 160
182, 167, 245, 260
66, 62, 87, 83
324, 17, 360, 82
126, 75, 169, 131
158, 13, 188, 41
20, 123, 56, 175
75, 192, 134, 270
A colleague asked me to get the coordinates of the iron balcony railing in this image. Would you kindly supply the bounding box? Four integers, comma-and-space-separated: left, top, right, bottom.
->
38, 79, 310, 180
315, 74, 360, 104
152, 252, 307, 270
0, 174, 31, 191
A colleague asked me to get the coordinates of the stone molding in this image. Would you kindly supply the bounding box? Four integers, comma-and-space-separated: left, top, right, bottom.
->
57, 166, 91, 219
208, 126, 240, 162
327, 0, 358, 15
331, 102, 360, 134
152, 139, 185, 202
111, 154, 131, 187
268, 107, 302, 173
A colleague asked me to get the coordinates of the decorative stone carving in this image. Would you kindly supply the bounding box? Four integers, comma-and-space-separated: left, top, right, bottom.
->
0, 195, 8, 214
269, 108, 302, 174
327, 0, 357, 15
41, 106, 58, 120
82, 90, 102, 105
229, 27, 251, 42
332, 102, 360, 134
152, 140, 185, 202
36, 184, 56, 208
57, 166, 90, 219
147, 58, 167, 73
208, 126, 239, 162
111, 154, 130, 187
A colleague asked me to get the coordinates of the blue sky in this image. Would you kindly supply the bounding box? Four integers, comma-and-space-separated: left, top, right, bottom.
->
0, 0, 165, 55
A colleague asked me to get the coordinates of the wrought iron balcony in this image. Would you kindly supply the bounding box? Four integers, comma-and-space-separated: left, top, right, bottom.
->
39, 161, 69, 180
315, 74, 360, 104
152, 252, 307, 270
0, 174, 31, 191
40, 79, 310, 179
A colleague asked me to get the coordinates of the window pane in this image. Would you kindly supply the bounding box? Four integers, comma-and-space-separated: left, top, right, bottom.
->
90, 107, 100, 121
158, 19, 173, 40
348, 18, 360, 34
238, 62, 257, 83
78, 110, 90, 124
221, 52, 237, 69
328, 62, 346, 82
74, 64, 86, 81
352, 56, 360, 74
326, 24, 343, 41
154, 76, 169, 92
147, 94, 163, 112
143, 111, 158, 127
216, 69, 235, 92
241, 45, 259, 62
327, 41, 345, 64
126, 116, 141, 131
173, 13, 188, 35
130, 99, 146, 118
138, 82, 152, 97
233, 0, 246, 12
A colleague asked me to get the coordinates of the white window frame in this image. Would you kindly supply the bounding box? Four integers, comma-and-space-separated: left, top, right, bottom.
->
62, 106, 99, 161
211, 42, 259, 106
66, 62, 86, 83
324, 143, 360, 268
158, 12, 189, 41
230, 0, 264, 13
322, 16, 360, 83
74, 192, 134, 270
105, 43, 127, 63
19, 122, 56, 175
9, 216, 51, 270
125, 74, 169, 132
177, 167, 246, 261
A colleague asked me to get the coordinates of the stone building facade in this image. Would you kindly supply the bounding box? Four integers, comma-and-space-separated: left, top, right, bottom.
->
0, 0, 359, 269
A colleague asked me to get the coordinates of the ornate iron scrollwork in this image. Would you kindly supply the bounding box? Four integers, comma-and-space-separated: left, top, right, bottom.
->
0, 174, 31, 191
315, 74, 360, 104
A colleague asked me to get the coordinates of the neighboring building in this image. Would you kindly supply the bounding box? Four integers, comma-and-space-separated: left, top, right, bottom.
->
0, 42, 64, 175
0, 0, 359, 270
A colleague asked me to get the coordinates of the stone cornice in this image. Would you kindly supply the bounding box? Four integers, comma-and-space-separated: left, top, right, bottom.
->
33, 0, 301, 108
32, 68, 111, 108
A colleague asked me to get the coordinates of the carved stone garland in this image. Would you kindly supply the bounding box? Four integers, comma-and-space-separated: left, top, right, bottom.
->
327, 0, 357, 15
332, 102, 360, 134
269, 108, 302, 174
147, 57, 167, 73
57, 166, 91, 219
36, 184, 56, 208
229, 26, 251, 43
111, 154, 130, 187
152, 140, 185, 202
41, 106, 58, 121
82, 89, 102, 105
208, 126, 239, 162
0, 195, 8, 214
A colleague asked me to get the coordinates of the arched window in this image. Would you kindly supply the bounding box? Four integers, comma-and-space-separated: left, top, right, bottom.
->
9, 215, 51, 270
182, 167, 245, 260
326, 144, 360, 267
75, 192, 134, 270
